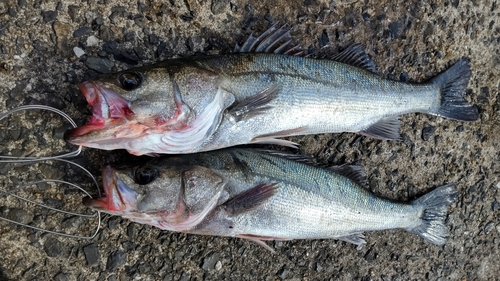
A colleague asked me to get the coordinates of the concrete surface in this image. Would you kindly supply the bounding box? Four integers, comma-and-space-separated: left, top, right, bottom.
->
0, 0, 499, 280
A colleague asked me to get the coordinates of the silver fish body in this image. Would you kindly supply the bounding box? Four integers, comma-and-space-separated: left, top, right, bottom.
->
65, 26, 477, 155
84, 149, 457, 251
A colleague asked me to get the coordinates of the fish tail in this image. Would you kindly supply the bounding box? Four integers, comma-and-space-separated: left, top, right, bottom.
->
431, 57, 478, 121
408, 183, 457, 245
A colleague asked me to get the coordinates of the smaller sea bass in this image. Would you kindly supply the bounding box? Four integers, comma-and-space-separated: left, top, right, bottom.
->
84, 149, 458, 252
65, 25, 478, 155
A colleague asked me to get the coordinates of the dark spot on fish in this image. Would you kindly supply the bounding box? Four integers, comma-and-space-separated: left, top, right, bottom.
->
229, 226, 233, 229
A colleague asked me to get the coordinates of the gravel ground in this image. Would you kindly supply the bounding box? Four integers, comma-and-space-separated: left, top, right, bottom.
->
1, 0, 499, 280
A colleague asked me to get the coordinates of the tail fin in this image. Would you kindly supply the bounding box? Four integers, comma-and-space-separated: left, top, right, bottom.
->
431, 58, 478, 121
408, 184, 457, 245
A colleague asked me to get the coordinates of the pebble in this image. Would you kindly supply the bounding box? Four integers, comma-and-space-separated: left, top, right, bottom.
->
42, 10, 58, 22
211, 0, 229, 14
86, 35, 100, 47
73, 27, 92, 38
53, 21, 72, 56
73, 47, 85, 58
491, 200, 500, 211
484, 222, 495, 234
85, 57, 114, 73
421, 125, 435, 141
83, 243, 100, 266
54, 272, 69, 281
106, 250, 127, 270
2, 208, 33, 225
201, 252, 221, 271
44, 238, 68, 258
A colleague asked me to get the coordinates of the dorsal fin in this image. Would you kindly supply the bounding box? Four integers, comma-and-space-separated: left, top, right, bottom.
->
311, 44, 377, 73
329, 164, 368, 187
329, 44, 377, 73
256, 149, 318, 165
234, 24, 304, 56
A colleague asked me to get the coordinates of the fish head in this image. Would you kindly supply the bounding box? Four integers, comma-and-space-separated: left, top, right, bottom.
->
65, 61, 226, 155
83, 158, 227, 230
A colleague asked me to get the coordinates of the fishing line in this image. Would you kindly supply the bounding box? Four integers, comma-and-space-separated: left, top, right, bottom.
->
0, 105, 101, 239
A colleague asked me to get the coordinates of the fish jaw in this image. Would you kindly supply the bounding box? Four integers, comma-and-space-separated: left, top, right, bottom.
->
83, 166, 139, 213
65, 81, 138, 144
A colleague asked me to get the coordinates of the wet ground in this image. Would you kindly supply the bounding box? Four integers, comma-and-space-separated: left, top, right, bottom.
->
1, 0, 499, 280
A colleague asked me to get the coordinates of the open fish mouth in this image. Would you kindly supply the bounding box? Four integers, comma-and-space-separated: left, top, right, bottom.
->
64, 81, 134, 143
83, 166, 137, 212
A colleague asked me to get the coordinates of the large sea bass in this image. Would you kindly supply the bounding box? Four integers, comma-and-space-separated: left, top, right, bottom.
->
84, 149, 457, 251
65, 25, 478, 155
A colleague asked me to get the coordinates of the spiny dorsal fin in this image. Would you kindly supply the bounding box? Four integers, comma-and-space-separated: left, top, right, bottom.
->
256, 149, 318, 165
329, 164, 368, 187
234, 24, 304, 56
312, 44, 377, 73
228, 85, 280, 122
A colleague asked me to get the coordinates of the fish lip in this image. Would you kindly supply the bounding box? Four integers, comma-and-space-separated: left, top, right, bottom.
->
64, 81, 133, 143
64, 81, 110, 142
83, 166, 137, 212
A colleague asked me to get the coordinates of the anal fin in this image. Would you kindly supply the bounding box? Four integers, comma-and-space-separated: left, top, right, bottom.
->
338, 233, 366, 249
359, 116, 400, 140
223, 183, 278, 216
228, 85, 280, 122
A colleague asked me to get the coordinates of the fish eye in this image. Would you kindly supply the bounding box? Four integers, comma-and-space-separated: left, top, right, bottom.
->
118, 72, 142, 90
134, 166, 158, 185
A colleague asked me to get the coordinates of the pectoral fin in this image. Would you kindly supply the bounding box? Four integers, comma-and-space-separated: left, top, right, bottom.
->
223, 183, 278, 216
251, 127, 308, 148
228, 85, 280, 122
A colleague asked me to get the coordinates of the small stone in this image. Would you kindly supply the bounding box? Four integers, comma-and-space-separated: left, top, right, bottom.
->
484, 222, 495, 234
491, 200, 500, 211
85, 57, 114, 73
106, 251, 127, 270
421, 125, 435, 141
86, 35, 100, 47
44, 238, 68, 258
73, 27, 92, 38
42, 10, 58, 22
148, 34, 159, 45
3, 208, 33, 224
73, 47, 85, 58
68, 5, 79, 21
53, 21, 72, 56
319, 29, 329, 48
201, 252, 220, 271
103, 41, 119, 55
107, 216, 121, 229
43, 94, 66, 109
54, 272, 69, 281
127, 223, 136, 238
113, 51, 139, 65
211, 0, 229, 14
215, 261, 222, 271
83, 243, 100, 266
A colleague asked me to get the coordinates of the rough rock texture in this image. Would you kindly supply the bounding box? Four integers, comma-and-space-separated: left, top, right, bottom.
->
0, 0, 499, 280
